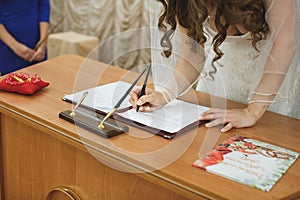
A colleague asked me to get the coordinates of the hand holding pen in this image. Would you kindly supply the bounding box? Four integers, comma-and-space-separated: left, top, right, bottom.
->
99, 66, 149, 129
129, 64, 169, 112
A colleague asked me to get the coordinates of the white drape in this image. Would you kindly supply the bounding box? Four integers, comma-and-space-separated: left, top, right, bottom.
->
50, 0, 151, 70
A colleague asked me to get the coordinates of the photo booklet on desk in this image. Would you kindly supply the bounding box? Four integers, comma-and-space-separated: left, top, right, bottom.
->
62, 81, 210, 139
193, 135, 299, 192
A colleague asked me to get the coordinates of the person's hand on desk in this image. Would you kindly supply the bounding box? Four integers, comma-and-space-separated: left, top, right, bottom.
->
129, 87, 167, 112
200, 108, 258, 133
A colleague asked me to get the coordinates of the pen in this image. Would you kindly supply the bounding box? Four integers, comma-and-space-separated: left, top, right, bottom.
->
136, 64, 151, 112
69, 91, 88, 117
98, 68, 147, 130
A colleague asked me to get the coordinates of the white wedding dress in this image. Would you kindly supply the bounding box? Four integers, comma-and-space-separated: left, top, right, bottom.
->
196, 20, 300, 119
150, 1, 300, 119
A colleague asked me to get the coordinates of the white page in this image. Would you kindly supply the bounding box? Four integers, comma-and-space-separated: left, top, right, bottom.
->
63, 81, 209, 133
117, 100, 209, 133
63, 81, 132, 113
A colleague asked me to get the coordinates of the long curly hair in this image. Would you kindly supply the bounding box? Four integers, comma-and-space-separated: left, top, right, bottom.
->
156, 0, 269, 79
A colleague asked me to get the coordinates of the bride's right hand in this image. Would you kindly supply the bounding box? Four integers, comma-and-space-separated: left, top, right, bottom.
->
129, 87, 167, 112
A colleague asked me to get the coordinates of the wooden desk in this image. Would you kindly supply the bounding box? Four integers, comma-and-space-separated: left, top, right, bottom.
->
0, 55, 299, 200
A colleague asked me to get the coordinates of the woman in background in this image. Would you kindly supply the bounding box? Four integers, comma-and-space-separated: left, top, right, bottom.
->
130, 0, 299, 132
0, 0, 50, 75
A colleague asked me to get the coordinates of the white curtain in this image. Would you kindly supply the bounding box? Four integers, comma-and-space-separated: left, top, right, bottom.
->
50, 0, 151, 70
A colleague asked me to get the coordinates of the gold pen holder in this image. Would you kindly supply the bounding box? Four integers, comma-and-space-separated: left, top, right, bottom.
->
59, 109, 128, 138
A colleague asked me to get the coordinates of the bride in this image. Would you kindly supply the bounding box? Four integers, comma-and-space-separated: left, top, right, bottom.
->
130, 0, 300, 132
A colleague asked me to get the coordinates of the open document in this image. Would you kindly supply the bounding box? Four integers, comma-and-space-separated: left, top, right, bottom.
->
62, 81, 209, 138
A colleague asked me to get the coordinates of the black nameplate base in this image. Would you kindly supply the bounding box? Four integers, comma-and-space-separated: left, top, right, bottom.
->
59, 110, 129, 138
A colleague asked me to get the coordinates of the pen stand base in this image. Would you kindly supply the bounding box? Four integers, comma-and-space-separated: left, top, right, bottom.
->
59, 110, 129, 138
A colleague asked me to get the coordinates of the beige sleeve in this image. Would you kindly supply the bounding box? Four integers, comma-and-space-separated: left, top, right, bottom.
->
248, 0, 298, 118
154, 23, 205, 101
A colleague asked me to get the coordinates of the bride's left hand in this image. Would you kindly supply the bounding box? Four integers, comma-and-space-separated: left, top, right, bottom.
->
200, 108, 258, 132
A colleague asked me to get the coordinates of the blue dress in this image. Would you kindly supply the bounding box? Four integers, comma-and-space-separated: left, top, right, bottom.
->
0, 0, 50, 75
